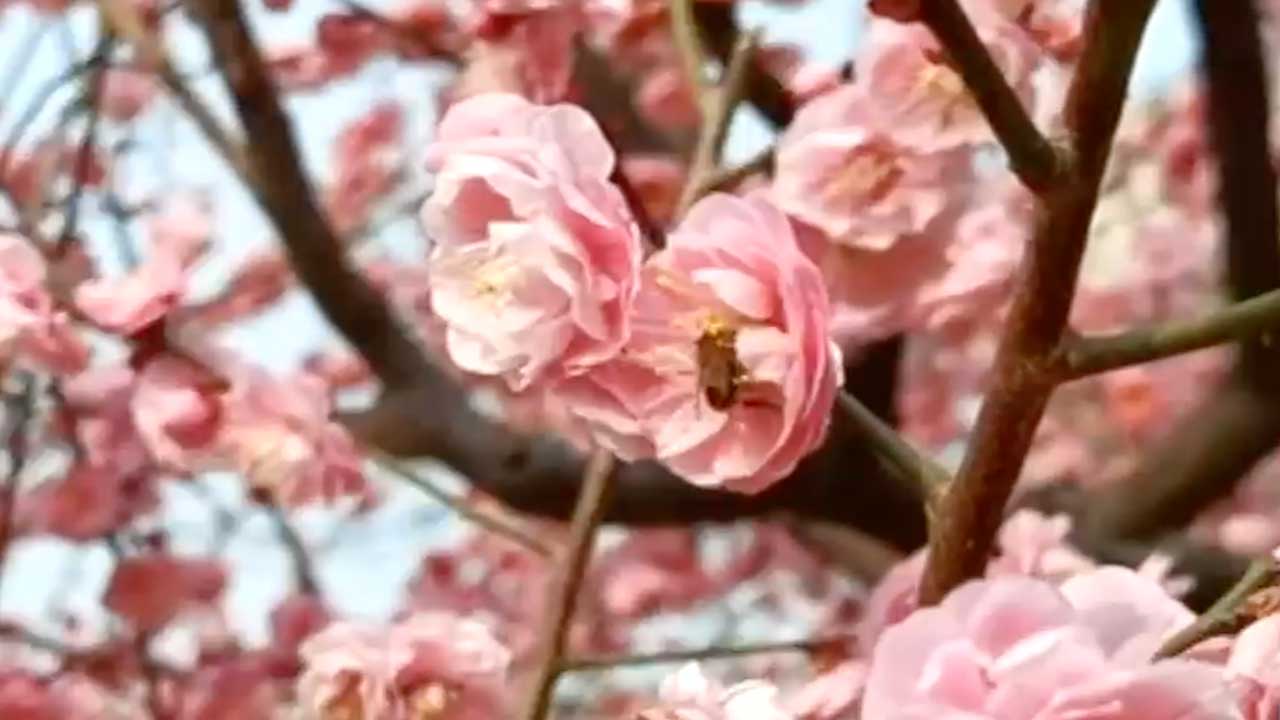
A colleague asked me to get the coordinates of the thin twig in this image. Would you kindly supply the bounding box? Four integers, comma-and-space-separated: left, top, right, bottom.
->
563, 636, 847, 672
668, 0, 712, 98
836, 391, 949, 503
676, 30, 758, 216
59, 31, 116, 251
693, 145, 773, 197
262, 505, 320, 594
1154, 558, 1279, 659
95, 0, 254, 182
376, 455, 553, 558
520, 450, 615, 720
1059, 287, 1280, 379
917, 0, 1061, 191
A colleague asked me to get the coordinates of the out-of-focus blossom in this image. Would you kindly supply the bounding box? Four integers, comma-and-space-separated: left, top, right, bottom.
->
325, 103, 404, 234
422, 93, 643, 392
297, 612, 510, 719
75, 194, 211, 335
786, 659, 867, 719
638, 663, 794, 720
130, 356, 226, 471
862, 568, 1236, 720
20, 463, 156, 541
219, 368, 365, 506
0, 233, 87, 374
561, 194, 841, 493
103, 553, 226, 633
99, 69, 157, 122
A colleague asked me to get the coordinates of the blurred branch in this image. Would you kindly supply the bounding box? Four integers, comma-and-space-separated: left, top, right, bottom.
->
692, 145, 773, 197
189, 0, 434, 390
669, 0, 712, 97
676, 29, 757, 215
917, 0, 1061, 191
1080, 0, 1280, 543
836, 391, 948, 505
564, 636, 847, 672
59, 31, 115, 251
0, 375, 37, 603
262, 505, 320, 595
920, 0, 1159, 605
376, 455, 553, 557
692, 4, 795, 127
520, 451, 615, 720
1155, 558, 1279, 659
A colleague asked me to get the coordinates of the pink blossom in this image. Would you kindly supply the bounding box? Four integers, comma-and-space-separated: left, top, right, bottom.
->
1229, 615, 1280, 720
181, 250, 294, 327
773, 84, 967, 251
103, 553, 226, 632
297, 612, 510, 720
130, 356, 225, 471
219, 368, 365, 506
460, 0, 582, 102
20, 463, 155, 541
562, 194, 841, 492
785, 659, 867, 719
422, 93, 643, 392
99, 69, 156, 122
639, 663, 794, 720
0, 233, 87, 374
74, 194, 210, 334
325, 103, 404, 234
862, 568, 1236, 720
857, 21, 1033, 153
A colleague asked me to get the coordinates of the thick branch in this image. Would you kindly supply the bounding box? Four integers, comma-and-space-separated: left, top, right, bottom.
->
189, 0, 435, 390
919, 0, 1158, 605
917, 0, 1061, 191
1081, 0, 1280, 543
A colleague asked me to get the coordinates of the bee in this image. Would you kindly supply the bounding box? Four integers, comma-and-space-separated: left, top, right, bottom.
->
695, 319, 747, 411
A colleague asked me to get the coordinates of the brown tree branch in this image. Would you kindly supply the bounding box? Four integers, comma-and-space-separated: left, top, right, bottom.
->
1080, 0, 1280, 543
189, 0, 434, 391
564, 636, 846, 672
520, 450, 615, 720
919, 0, 1159, 605
917, 0, 1061, 192
693, 4, 795, 127
1058, 288, 1280, 378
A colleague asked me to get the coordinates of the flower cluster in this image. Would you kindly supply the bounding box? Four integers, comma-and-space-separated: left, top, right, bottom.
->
421, 92, 842, 492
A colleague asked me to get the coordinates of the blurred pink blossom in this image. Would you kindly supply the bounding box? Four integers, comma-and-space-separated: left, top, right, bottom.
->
297, 611, 510, 719
103, 552, 226, 633
638, 663, 794, 720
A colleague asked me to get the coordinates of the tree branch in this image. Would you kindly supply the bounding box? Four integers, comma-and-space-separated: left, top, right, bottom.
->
919, 0, 1159, 605
693, 4, 795, 128
917, 0, 1061, 191
520, 451, 615, 720
1155, 558, 1279, 659
1058, 288, 1280, 379
564, 636, 846, 672
189, 0, 435, 390
1080, 0, 1280, 543
836, 391, 949, 503
677, 28, 757, 215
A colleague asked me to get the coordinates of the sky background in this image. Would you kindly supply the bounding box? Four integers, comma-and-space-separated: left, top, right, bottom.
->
0, 0, 1202, 659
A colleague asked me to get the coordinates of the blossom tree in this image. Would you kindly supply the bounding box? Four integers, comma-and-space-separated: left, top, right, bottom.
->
3, 0, 1280, 716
